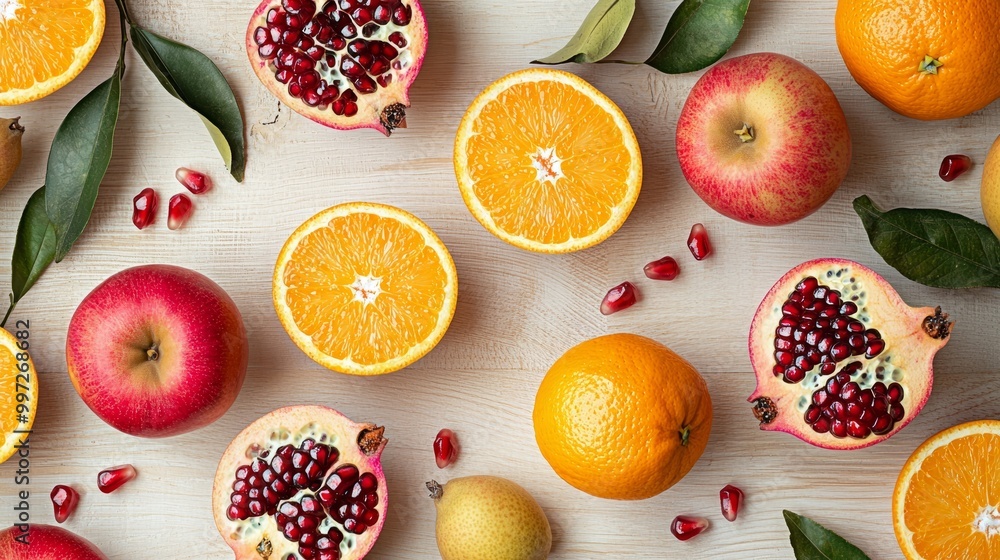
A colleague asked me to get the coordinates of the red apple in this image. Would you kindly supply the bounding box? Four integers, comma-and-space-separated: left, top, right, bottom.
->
66, 265, 248, 438
0, 525, 108, 559
676, 52, 852, 226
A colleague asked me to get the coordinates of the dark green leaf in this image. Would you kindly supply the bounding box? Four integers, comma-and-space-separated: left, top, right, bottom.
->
645, 0, 751, 74
784, 510, 872, 560
532, 0, 635, 64
854, 195, 1000, 289
11, 186, 56, 303
130, 25, 245, 182
45, 71, 122, 262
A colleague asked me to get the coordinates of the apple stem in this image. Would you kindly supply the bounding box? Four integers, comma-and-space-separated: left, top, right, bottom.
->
146, 345, 159, 361
734, 123, 755, 143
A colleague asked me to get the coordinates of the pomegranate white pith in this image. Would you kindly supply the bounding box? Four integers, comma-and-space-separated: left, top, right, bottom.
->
748, 259, 952, 450
246, 0, 428, 135
213, 406, 388, 560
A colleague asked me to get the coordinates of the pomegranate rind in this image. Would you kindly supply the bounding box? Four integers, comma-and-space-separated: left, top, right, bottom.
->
245, 0, 428, 136
272, 202, 458, 376
748, 259, 949, 450
212, 405, 388, 560
454, 68, 642, 254
892, 420, 1000, 560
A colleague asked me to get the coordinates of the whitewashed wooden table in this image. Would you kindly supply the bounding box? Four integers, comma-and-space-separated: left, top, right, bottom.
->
1, 0, 998, 558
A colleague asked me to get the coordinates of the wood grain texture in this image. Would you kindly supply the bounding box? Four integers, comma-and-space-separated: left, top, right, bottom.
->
1, 0, 999, 558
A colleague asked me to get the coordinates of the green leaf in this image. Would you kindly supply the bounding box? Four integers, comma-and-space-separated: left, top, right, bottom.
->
4, 186, 57, 327
784, 510, 872, 560
44, 70, 122, 262
11, 187, 56, 303
130, 25, 246, 182
854, 195, 1000, 289
645, 0, 751, 74
532, 0, 635, 64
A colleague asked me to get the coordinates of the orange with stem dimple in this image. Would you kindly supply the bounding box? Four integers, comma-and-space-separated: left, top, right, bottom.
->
533, 334, 711, 500
835, 0, 1000, 120
0, 0, 106, 105
454, 68, 642, 253
273, 202, 458, 375
894, 420, 1000, 559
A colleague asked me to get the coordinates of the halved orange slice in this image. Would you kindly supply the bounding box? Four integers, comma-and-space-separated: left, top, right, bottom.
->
454, 68, 642, 253
0, 328, 36, 464
274, 202, 458, 375
893, 420, 1000, 559
0, 0, 106, 105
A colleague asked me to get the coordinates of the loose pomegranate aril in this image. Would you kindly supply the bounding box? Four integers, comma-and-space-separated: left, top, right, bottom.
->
601, 281, 638, 315
132, 188, 158, 230
939, 154, 972, 182
687, 223, 712, 260
644, 256, 680, 281
98, 464, 137, 493
50, 485, 80, 523
433, 429, 459, 469
670, 515, 709, 541
720, 484, 744, 522
176, 167, 212, 195
168, 193, 194, 230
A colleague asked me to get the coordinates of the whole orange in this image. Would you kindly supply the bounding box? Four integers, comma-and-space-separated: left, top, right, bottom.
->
835, 0, 1000, 120
532, 334, 712, 500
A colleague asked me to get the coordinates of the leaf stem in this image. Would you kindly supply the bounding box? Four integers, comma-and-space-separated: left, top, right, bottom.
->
594, 59, 644, 65
1, 295, 14, 329
112, 0, 133, 25
115, 0, 129, 77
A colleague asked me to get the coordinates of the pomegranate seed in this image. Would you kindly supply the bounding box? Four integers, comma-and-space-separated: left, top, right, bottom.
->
687, 223, 712, 260
175, 167, 212, 195
369, 58, 389, 75
132, 188, 158, 230
352, 7, 373, 25
939, 154, 972, 182
168, 194, 194, 231
254, 27, 270, 45
433, 429, 459, 469
388, 31, 407, 48
644, 256, 680, 280
720, 484, 744, 522
98, 464, 137, 493
670, 515, 709, 541
392, 4, 411, 25
50, 485, 80, 523
352, 75, 378, 94
600, 281, 638, 315
372, 5, 390, 24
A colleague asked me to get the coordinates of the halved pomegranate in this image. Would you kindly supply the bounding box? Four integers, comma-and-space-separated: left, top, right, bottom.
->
212, 406, 388, 560
246, 0, 428, 135
749, 259, 952, 450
